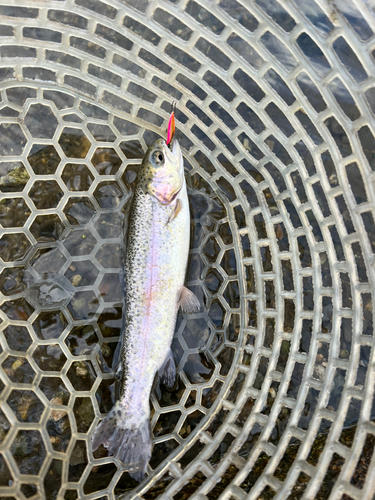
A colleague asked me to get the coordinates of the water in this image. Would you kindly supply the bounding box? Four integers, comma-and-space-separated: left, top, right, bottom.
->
0, 91, 240, 497
1, 1, 375, 499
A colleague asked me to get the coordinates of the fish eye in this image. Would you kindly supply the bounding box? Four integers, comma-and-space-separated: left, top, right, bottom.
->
153, 150, 164, 166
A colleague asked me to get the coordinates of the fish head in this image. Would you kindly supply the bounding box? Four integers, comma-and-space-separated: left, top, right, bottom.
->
140, 138, 184, 205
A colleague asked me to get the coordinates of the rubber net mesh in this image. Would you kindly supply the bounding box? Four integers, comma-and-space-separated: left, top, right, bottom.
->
0, 0, 375, 499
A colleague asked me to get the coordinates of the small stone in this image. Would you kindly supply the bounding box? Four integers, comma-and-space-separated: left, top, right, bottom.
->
12, 358, 25, 370
269, 387, 276, 398
76, 365, 88, 377
50, 408, 67, 422
313, 364, 325, 380
71, 275, 82, 286
12, 433, 32, 457
3, 368, 15, 377
101, 343, 111, 357
18, 397, 32, 421
0, 165, 29, 188
50, 397, 63, 406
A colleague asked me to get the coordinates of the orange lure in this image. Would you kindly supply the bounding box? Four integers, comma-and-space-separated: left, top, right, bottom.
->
166, 110, 175, 145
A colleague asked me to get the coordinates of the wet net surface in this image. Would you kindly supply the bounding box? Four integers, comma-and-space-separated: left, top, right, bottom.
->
0, 0, 375, 499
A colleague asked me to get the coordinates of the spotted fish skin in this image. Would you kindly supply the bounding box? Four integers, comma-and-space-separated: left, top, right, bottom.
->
91, 138, 199, 481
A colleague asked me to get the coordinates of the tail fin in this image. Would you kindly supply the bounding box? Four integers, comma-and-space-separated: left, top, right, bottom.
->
91, 402, 152, 482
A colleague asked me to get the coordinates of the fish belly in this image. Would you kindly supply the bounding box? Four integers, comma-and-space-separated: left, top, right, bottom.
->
120, 185, 189, 420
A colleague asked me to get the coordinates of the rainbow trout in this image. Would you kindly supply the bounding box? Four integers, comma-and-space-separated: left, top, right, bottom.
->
92, 136, 199, 481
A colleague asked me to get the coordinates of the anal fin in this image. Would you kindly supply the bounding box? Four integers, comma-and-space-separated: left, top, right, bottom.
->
158, 349, 176, 388
178, 286, 200, 313
112, 331, 124, 382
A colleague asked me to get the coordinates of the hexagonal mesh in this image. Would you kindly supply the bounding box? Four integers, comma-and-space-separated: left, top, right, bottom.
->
0, 0, 375, 499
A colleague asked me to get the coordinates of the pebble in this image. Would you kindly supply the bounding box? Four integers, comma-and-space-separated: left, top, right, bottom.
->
72, 275, 82, 286
269, 387, 276, 398
51, 397, 63, 406
50, 408, 67, 422
101, 343, 111, 357
12, 358, 25, 370
76, 365, 88, 377
18, 397, 32, 421
314, 364, 325, 380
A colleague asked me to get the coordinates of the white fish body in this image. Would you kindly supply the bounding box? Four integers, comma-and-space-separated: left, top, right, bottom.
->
92, 138, 199, 480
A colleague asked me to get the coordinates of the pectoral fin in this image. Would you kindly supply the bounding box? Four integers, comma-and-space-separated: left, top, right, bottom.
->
178, 286, 200, 313
167, 198, 182, 225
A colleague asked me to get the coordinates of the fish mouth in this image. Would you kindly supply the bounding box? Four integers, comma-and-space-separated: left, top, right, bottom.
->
167, 137, 181, 157
163, 137, 182, 166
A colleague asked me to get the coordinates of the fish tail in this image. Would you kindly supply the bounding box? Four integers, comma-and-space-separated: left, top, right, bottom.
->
91, 402, 152, 482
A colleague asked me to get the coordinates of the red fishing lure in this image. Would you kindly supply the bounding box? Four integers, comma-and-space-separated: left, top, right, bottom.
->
166, 110, 175, 145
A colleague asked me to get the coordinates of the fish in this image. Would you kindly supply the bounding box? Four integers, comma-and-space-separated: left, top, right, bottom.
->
91, 118, 200, 481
